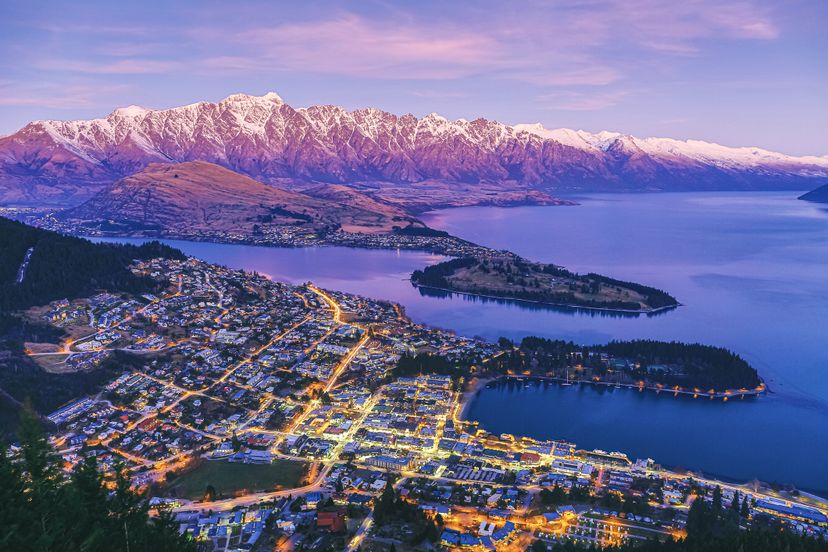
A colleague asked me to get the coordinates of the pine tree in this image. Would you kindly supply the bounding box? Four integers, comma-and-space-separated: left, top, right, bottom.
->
730, 490, 741, 513
0, 440, 27, 551
67, 455, 109, 550
18, 403, 66, 551
712, 485, 723, 512
740, 497, 751, 519
686, 495, 709, 538
374, 480, 396, 525
1, 407, 196, 552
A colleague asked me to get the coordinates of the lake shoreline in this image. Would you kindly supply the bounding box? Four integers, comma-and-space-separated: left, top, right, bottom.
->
461, 376, 828, 498
412, 282, 681, 316
87, 192, 828, 492
472, 374, 766, 404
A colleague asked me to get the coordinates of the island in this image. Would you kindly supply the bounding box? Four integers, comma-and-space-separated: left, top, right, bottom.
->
411, 255, 679, 314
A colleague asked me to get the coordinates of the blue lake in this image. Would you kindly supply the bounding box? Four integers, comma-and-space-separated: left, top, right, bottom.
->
99, 191, 828, 492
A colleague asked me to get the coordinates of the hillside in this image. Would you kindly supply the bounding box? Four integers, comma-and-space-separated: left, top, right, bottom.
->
0, 216, 183, 311
1, 92, 827, 206
0, 218, 185, 429
798, 183, 828, 203
59, 161, 418, 235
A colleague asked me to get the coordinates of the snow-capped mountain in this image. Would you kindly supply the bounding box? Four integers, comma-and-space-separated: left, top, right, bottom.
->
1, 91, 826, 205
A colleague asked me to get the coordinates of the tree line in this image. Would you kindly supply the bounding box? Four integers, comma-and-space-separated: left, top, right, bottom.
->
394, 336, 761, 391
0, 216, 184, 312
536, 486, 826, 552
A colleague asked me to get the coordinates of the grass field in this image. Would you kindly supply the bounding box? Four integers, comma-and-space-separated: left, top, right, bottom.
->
167, 459, 309, 500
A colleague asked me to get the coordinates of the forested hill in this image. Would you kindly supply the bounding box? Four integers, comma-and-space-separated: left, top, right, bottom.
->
0, 217, 184, 311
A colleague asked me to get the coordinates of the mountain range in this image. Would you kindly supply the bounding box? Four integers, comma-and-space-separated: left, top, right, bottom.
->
1, 91, 827, 207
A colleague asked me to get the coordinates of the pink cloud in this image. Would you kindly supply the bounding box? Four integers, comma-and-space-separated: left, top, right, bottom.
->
36, 59, 180, 74
538, 89, 631, 111
0, 81, 130, 109
189, 2, 780, 85
198, 14, 502, 80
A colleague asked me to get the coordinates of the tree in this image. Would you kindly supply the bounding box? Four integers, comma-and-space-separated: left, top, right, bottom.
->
686, 496, 710, 538
712, 485, 723, 512
424, 519, 440, 542
0, 440, 27, 551
374, 480, 396, 525
730, 490, 741, 514
204, 484, 217, 502
18, 402, 66, 550
1, 407, 196, 552
740, 497, 751, 519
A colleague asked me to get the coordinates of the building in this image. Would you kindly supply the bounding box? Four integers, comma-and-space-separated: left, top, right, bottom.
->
317, 508, 346, 533
365, 455, 413, 471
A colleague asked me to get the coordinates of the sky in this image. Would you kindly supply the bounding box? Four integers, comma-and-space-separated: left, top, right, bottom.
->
1, 0, 826, 155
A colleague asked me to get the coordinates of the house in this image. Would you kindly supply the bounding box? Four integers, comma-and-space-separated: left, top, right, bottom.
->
305, 492, 323, 508
317, 508, 346, 533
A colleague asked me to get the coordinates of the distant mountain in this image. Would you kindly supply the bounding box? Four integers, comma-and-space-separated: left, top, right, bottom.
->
60, 160, 417, 235
798, 183, 828, 203
1, 91, 827, 206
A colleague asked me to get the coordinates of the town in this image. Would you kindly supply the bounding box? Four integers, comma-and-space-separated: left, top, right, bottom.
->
19, 256, 828, 551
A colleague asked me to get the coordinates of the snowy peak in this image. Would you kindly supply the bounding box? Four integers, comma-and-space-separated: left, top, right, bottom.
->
220, 91, 284, 106
112, 105, 150, 118
1, 91, 827, 206
515, 122, 828, 169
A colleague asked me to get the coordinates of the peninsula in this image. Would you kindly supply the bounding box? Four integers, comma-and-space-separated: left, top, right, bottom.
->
411, 255, 679, 313
798, 183, 828, 203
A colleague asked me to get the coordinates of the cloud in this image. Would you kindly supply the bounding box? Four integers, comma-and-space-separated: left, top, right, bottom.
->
411, 90, 471, 99
36, 59, 180, 74
186, 1, 780, 87
1, 0, 785, 117
512, 67, 623, 87
538, 90, 631, 111
592, 0, 780, 54
0, 81, 130, 109
198, 13, 503, 80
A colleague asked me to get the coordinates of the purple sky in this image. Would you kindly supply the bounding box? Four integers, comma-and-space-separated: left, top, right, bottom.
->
2, 0, 826, 155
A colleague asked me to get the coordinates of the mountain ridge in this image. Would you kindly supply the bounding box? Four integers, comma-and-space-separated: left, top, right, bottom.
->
1, 91, 826, 206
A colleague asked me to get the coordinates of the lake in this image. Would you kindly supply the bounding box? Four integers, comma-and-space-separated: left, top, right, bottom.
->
99, 191, 828, 492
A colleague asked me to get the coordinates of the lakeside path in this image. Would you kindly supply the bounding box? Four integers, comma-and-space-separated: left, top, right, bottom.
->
467, 374, 767, 403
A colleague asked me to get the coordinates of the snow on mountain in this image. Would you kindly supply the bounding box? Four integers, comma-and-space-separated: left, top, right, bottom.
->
514, 123, 828, 169
1, 92, 826, 206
